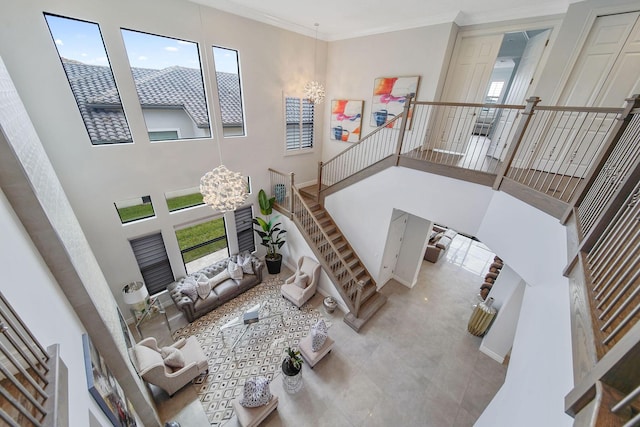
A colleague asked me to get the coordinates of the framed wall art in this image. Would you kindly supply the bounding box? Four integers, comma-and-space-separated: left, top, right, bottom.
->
82, 334, 138, 426
370, 76, 420, 128
330, 99, 363, 143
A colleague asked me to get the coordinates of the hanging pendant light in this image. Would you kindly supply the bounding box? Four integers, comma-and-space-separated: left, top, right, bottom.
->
200, 165, 248, 212
200, 137, 248, 212
304, 23, 325, 104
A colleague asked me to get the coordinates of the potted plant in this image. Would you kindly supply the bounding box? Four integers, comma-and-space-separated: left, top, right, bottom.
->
281, 346, 304, 394
253, 189, 286, 274
281, 346, 303, 376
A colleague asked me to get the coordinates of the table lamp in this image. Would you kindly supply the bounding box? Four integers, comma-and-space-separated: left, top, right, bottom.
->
122, 281, 149, 320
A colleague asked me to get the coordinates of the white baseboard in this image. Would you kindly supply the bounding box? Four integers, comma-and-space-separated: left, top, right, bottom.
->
391, 274, 414, 289
479, 343, 505, 364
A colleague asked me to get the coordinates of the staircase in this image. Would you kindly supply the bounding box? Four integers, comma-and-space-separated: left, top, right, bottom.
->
289, 184, 386, 331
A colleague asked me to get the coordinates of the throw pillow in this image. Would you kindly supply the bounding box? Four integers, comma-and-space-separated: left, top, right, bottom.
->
196, 277, 212, 300
160, 346, 185, 368
239, 376, 272, 408
228, 260, 243, 280
180, 278, 198, 302
208, 269, 231, 288
294, 272, 309, 289
310, 319, 328, 352
238, 255, 254, 275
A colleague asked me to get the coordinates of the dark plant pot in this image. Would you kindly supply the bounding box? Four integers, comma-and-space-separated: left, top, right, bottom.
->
282, 359, 301, 376
265, 254, 282, 274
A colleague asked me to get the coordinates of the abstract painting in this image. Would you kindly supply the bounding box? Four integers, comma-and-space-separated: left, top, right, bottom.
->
330, 99, 363, 142
370, 76, 420, 128
82, 334, 138, 426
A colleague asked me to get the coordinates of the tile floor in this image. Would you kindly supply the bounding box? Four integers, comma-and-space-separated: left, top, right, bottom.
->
143, 234, 507, 426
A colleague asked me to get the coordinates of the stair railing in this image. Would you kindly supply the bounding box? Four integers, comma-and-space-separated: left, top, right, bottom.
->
268, 168, 294, 217
290, 186, 364, 315
0, 292, 66, 427
318, 111, 405, 194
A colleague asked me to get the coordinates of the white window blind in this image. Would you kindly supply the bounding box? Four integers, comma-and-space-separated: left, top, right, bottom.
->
285, 97, 314, 151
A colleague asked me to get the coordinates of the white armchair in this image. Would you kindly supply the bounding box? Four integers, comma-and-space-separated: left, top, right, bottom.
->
130, 336, 208, 396
281, 256, 321, 308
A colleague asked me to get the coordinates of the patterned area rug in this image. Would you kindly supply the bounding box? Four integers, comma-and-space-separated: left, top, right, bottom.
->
172, 277, 329, 426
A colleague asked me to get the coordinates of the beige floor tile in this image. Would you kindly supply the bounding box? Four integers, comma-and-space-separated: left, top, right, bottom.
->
150, 235, 507, 426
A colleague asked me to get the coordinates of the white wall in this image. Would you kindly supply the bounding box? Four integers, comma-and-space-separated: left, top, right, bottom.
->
322, 22, 457, 161
325, 169, 572, 425
324, 166, 495, 282
0, 190, 111, 427
279, 213, 348, 312
479, 264, 526, 363
475, 191, 573, 427
0, 0, 325, 316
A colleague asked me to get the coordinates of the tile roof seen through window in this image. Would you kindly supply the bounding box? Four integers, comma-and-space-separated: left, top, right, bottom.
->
61, 58, 242, 144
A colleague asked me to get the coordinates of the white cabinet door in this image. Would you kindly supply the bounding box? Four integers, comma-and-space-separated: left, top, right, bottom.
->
526, 13, 640, 176
429, 33, 504, 154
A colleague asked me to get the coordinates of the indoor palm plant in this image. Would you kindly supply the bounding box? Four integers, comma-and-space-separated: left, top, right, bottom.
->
253, 189, 286, 274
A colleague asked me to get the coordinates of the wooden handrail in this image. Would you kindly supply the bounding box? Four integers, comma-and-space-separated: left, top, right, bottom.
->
321, 112, 404, 167
291, 187, 364, 313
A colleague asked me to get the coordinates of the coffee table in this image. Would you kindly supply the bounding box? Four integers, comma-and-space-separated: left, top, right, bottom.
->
219, 301, 284, 355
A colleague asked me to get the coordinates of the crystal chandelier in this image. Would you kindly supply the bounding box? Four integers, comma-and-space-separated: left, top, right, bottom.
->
304, 23, 325, 104
200, 164, 248, 212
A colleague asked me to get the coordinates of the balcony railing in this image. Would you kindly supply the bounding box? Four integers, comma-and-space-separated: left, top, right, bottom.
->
0, 292, 67, 426
313, 93, 640, 426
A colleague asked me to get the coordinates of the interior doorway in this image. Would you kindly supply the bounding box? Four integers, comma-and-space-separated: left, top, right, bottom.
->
434, 27, 551, 164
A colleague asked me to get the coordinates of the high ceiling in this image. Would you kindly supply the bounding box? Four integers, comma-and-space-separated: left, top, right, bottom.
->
190, 0, 573, 41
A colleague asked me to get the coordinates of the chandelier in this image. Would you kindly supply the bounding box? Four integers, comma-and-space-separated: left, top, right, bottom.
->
304, 80, 325, 104
304, 23, 325, 104
200, 164, 248, 212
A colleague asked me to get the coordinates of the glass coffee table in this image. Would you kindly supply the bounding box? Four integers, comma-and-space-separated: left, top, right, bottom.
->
219, 301, 284, 355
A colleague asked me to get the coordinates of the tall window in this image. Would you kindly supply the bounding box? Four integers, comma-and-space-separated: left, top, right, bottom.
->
44, 14, 133, 145
165, 187, 204, 212
285, 97, 314, 151
213, 46, 245, 137
120, 29, 211, 141
114, 196, 155, 224
234, 206, 255, 253
130, 233, 174, 295
176, 218, 228, 274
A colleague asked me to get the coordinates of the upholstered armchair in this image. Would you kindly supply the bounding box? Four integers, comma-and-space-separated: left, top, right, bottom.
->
281, 256, 321, 308
130, 336, 208, 396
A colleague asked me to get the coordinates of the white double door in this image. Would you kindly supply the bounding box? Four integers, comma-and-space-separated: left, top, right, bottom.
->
429, 33, 504, 154
521, 12, 640, 176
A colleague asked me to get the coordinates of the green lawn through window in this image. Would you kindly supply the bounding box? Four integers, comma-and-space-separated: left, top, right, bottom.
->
176, 217, 227, 264
116, 202, 154, 223
166, 192, 204, 212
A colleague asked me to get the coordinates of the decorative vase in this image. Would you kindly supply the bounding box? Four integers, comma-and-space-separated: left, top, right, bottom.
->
265, 255, 282, 274
281, 360, 303, 394
323, 296, 338, 314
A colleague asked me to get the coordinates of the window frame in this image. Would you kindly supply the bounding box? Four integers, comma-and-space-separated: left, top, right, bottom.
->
212, 45, 247, 138
175, 216, 229, 274
284, 95, 315, 154
120, 27, 212, 142
44, 13, 134, 146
